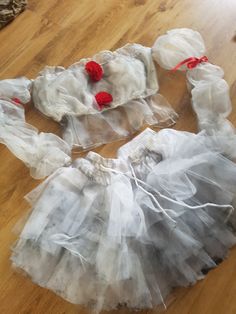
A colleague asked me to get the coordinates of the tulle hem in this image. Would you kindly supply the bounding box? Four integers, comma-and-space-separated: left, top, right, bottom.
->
11, 129, 236, 312
62, 93, 178, 150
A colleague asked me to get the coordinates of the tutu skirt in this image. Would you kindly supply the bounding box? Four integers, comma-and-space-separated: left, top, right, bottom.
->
12, 128, 236, 312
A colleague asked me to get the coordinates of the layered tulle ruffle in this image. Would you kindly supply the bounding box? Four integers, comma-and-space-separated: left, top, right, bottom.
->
12, 128, 236, 312
62, 93, 177, 150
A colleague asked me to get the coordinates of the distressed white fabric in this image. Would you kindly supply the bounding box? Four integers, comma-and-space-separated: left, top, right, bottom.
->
152, 28, 236, 157
63, 93, 178, 150
12, 128, 236, 312
33, 44, 159, 121
0, 77, 32, 104
32, 44, 178, 150
152, 28, 205, 70
0, 98, 71, 179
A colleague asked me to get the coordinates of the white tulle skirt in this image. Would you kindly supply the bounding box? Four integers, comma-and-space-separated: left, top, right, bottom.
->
11, 128, 236, 312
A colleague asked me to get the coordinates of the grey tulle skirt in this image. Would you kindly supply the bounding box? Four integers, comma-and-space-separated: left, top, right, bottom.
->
12, 128, 236, 312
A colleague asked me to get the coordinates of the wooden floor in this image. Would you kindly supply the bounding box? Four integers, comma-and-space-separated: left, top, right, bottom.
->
1, 0, 236, 313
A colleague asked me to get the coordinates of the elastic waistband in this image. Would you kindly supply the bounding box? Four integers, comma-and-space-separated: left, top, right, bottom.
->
72, 129, 163, 184
72, 151, 129, 185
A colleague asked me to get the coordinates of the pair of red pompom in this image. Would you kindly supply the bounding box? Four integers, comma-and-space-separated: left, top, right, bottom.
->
85, 61, 113, 111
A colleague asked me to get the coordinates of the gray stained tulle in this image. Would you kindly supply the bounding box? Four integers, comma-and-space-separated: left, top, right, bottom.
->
12, 128, 236, 312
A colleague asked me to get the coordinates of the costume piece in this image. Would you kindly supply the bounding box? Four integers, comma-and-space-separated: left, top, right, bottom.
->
12, 128, 236, 312
152, 28, 236, 158
63, 93, 177, 150
0, 0, 27, 29
0, 79, 71, 179
0, 98, 71, 179
32, 44, 178, 150
1, 28, 235, 178
0, 77, 31, 102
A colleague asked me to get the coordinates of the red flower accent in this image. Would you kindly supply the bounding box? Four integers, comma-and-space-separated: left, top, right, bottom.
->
95, 92, 113, 111
85, 61, 103, 82
11, 97, 21, 105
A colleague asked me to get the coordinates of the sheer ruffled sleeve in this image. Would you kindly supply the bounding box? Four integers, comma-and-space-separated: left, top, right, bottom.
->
0, 77, 32, 104
0, 83, 71, 179
152, 28, 236, 158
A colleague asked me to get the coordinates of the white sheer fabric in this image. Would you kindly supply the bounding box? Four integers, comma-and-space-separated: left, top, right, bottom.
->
0, 91, 71, 179
12, 128, 236, 312
1, 29, 235, 176
0, 77, 32, 103
3, 28, 236, 313
32, 44, 177, 149
152, 28, 206, 70
63, 93, 177, 150
152, 28, 236, 158
32, 44, 158, 121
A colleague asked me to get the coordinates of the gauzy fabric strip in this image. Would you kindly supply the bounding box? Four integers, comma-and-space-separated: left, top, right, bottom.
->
0, 79, 71, 179
152, 28, 236, 158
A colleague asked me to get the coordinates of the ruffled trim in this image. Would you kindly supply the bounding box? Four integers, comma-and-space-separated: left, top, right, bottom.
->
152, 28, 236, 158
62, 93, 178, 150
11, 128, 236, 312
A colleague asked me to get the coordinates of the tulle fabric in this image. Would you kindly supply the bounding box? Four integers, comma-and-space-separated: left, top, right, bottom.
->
32, 44, 159, 121
12, 128, 236, 312
62, 93, 178, 150
0, 77, 32, 103
0, 96, 71, 179
32, 43, 178, 150
152, 28, 236, 158
152, 28, 205, 70
0, 43, 178, 157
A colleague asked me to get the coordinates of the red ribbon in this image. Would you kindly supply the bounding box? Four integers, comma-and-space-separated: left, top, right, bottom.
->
171, 56, 208, 71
